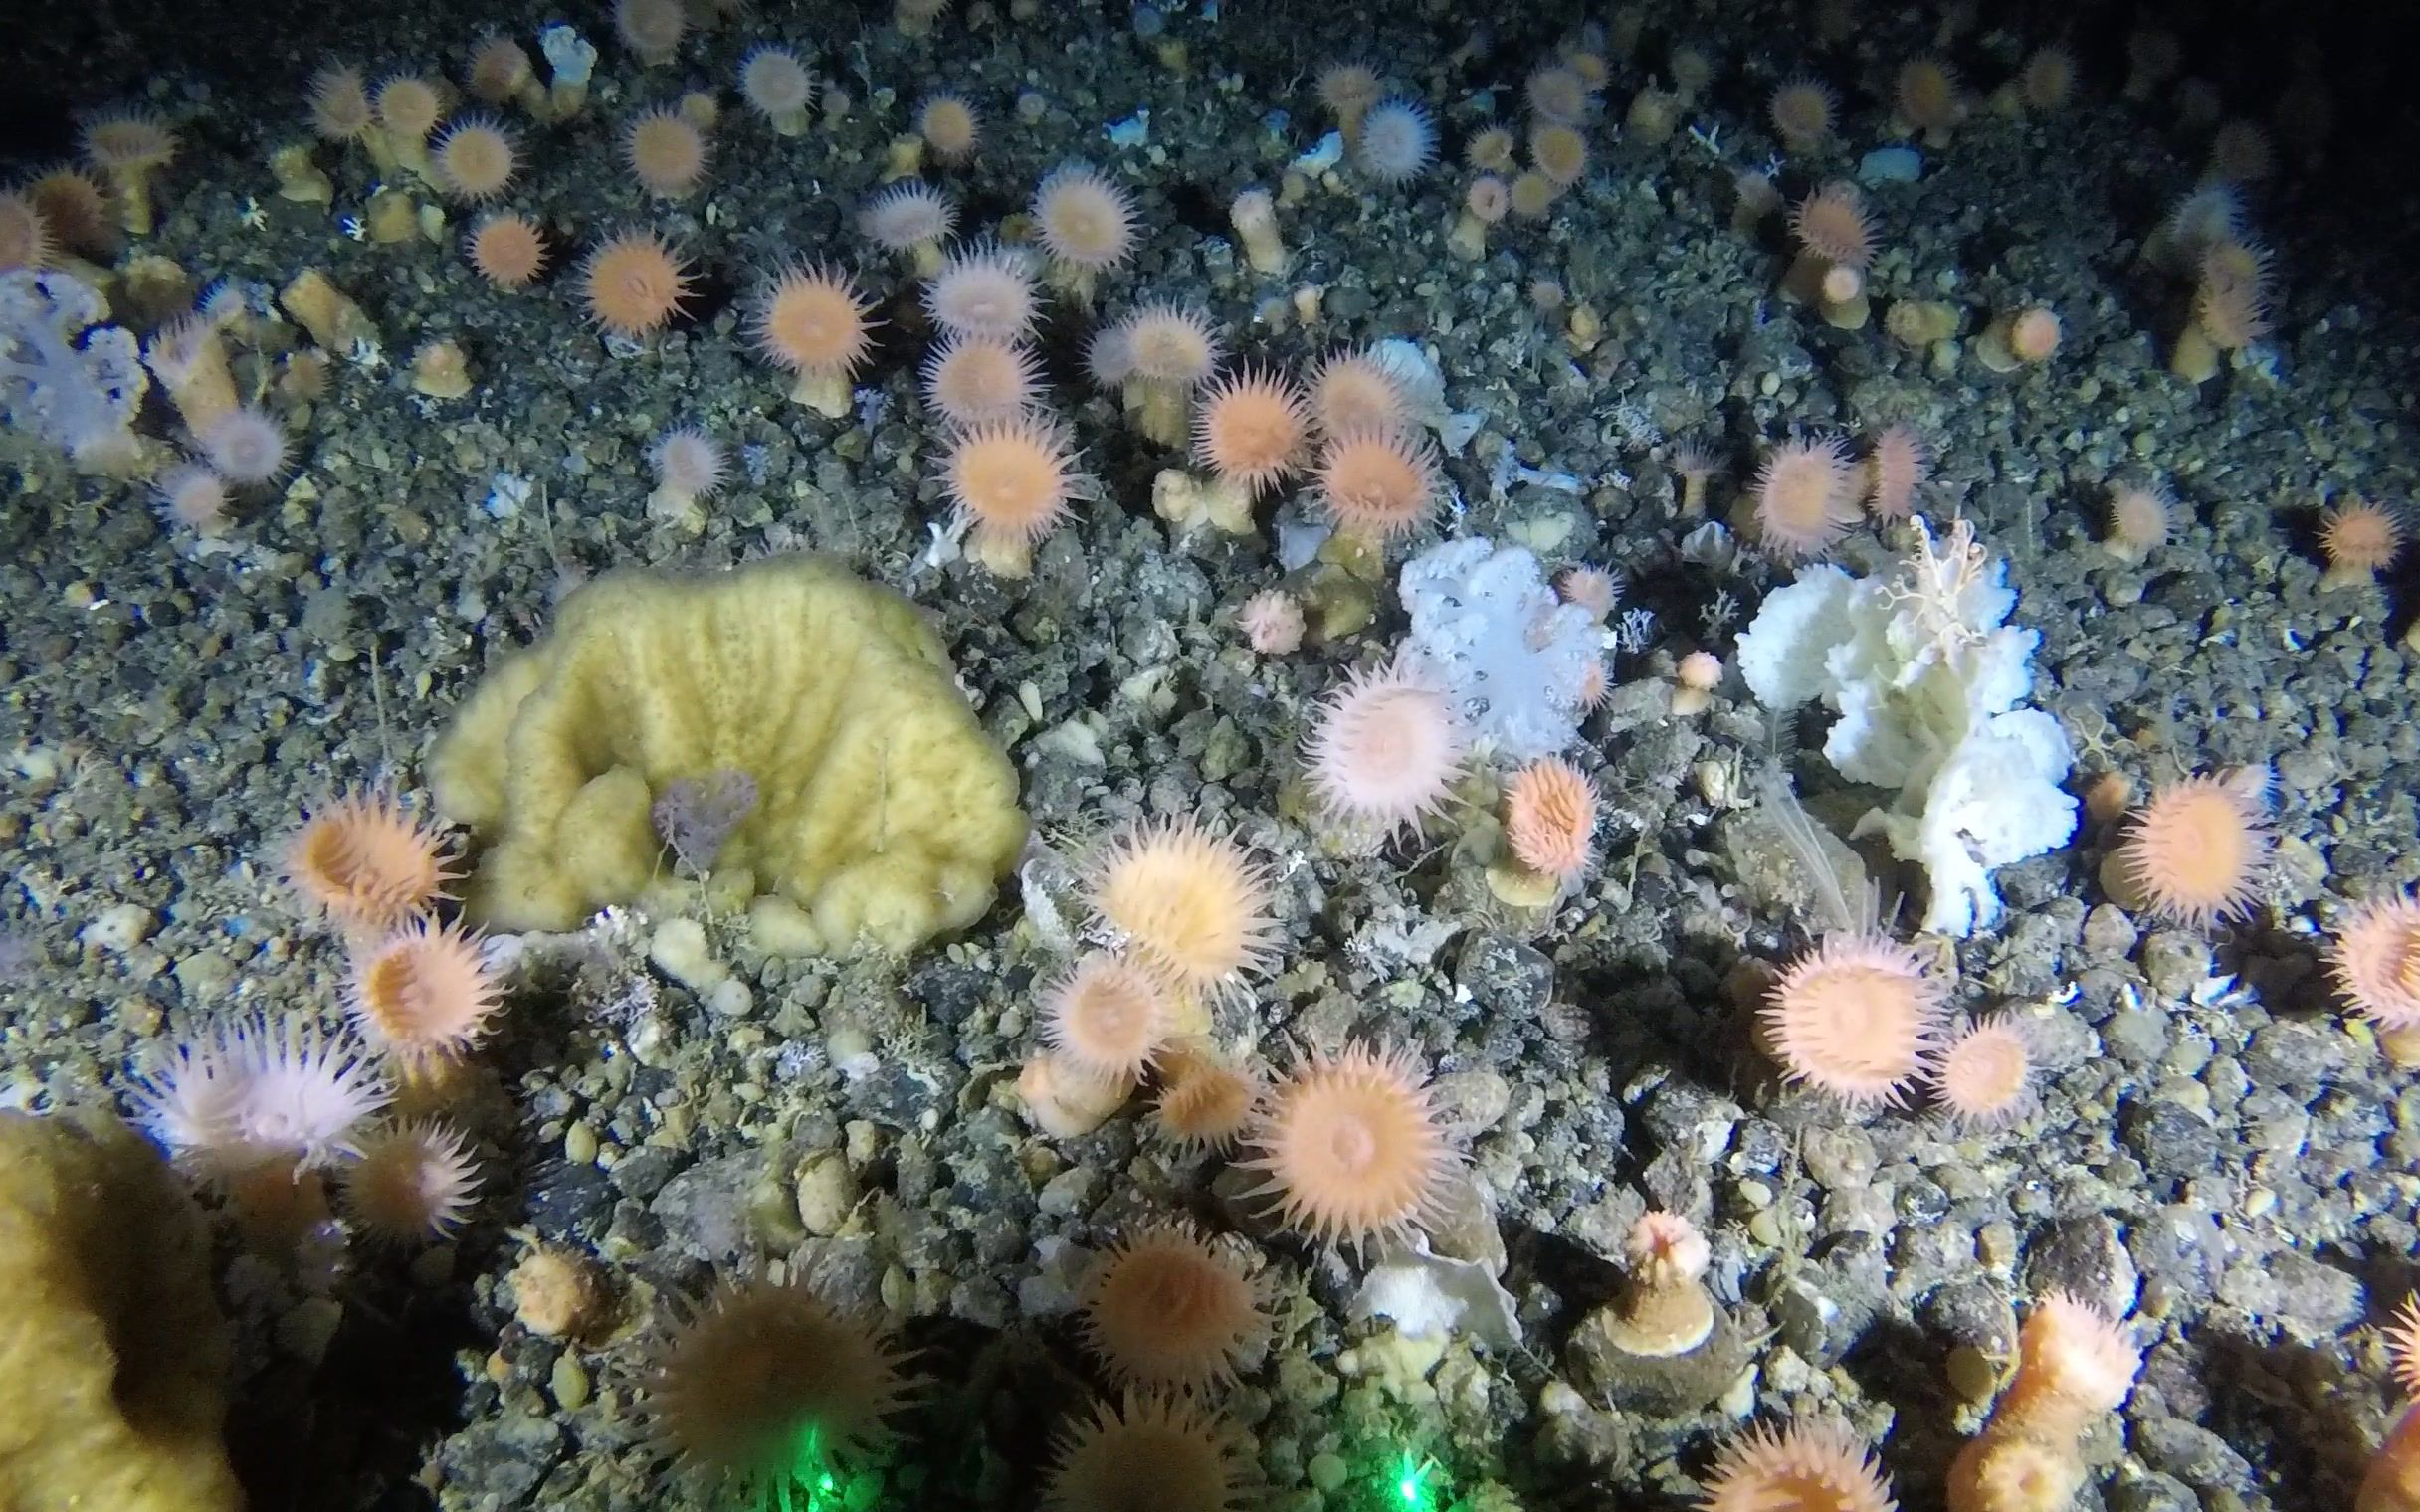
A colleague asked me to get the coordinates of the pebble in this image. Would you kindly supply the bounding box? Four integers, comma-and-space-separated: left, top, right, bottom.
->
795, 1149, 858, 1235
549, 1353, 591, 1412
1856, 146, 1922, 183
80, 903, 155, 952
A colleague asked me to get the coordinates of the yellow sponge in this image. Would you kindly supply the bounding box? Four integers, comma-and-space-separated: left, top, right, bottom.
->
429, 555, 1028, 954
0, 1110, 242, 1512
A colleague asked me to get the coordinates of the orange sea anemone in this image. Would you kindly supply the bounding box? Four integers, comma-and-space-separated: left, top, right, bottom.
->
431, 118, 516, 200
1505, 756, 1596, 880
625, 107, 708, 197
647, 1272, 914, 1480
942, 411, 1084, 564
859, 182, 956, 254
371, 77, 442, 145
1079, 1225, 1268, 1391
1768, 79, 1837, 151
2105, 481, 2174, 560
739, 46, 815, 128
468, 212, 548, 289
1041, 952, 1170, 1086
921, 335, 1042, 427
2116, 773, 2272, 927
1864, 424, 1925, 519
344, 917, 501, 1065
2329, 892, 2420, 1029
581, 229, 692, 338
2020, 46, 2076, 111
1930, 1016, 2034, 1129
2007, 1292, 2141, 1421
1466, 125, 1515, 173
1525, 65, 1590, 124
282, 789, 458, 935
1316, 429, 1439, 542
615, 0, 687, 65
1315, 62, 1383, 131
2384, 1295, 2420, 1400
1308, 350, 1411, 438
1044, 1392, 1251, 1512
1084, 818, 1278, 997
1763, 933, 1948, 1109
1792, 182, 1874, 269
2319, 497, 2402, 587
344, 1119, 481, 1241
1528, 122, 1588, 188
918, 93, 980, 163
1700, 1418, 1898, 1512
1242, 1040, 1458, 1251
1193, 367, 1310, 496
467, 37, 533, 105
1895, 56, 1964, 138
1153, 1046, 1260, 1154
1753, 435, 1861, 557
0, 192, 50, 273
2193, 241, 2273, 351
748, 263, 875, 382
1033, 162, 1137, 276
308, 64, 375, 142
26, 168, 114, 258
1120, 305, 1222, 389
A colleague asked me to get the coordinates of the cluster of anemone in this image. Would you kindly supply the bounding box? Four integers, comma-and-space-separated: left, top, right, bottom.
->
127, 790, 491, 1245
1016, 817, 1272, 1146
1757, 931, 2037, 1132
849, 161, 1153, 575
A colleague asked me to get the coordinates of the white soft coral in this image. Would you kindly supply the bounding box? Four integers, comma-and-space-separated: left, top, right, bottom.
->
1738, 518, 2076, 935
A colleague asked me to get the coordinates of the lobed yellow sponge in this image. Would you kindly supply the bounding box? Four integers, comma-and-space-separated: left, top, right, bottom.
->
0, 1109, 242, 1512
428, 555, 1028, 955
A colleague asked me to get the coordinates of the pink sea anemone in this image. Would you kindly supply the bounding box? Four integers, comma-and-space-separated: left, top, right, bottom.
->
1303, 662, 1468, 836
130, 1012, 392, 1177
924, 243, 1040, 340
197, 404, 291, 485
1762, 933, 1948, 1108
1753, 435, 1860, 558
345, 1119, 482, 1241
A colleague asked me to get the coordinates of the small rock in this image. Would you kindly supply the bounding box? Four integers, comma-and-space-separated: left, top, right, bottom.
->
795, 1149, 858, 1236
2123, 1099, 2220, 1188
508, 1248, 607, 1340
1455, 933, 1554, 1019
80, 903, 155, 952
